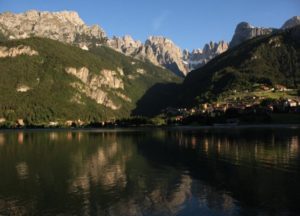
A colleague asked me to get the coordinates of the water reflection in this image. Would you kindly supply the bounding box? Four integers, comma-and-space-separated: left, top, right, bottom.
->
0, 128, 299, 215
0, 133, 4, 146
167, 129, 300, 172
15, 162, 29, 180
70, 141, 128, 193
49, 132, 58, 141
17, 132, 24, 145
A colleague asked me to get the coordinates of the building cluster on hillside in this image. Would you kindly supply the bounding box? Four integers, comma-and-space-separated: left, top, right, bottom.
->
163, 96, 300, 122
1, 83, 299, 128
257, 84, 291, 92
162, 83, 300, 122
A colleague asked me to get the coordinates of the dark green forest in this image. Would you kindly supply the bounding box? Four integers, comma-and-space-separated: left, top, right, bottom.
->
0, 37, 180, 125
181, 26, 300, 106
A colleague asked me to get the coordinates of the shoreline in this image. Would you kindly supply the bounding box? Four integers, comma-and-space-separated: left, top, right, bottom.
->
1, 124, 300, 132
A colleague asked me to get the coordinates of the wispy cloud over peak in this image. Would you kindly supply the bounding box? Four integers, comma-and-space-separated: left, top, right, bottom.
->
152, 10, 170, 32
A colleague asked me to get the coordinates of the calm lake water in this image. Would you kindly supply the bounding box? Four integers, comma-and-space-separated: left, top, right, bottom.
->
0, 127, 299, 216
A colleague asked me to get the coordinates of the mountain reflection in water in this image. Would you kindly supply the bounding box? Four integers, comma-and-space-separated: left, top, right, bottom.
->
0, 128, 299, 215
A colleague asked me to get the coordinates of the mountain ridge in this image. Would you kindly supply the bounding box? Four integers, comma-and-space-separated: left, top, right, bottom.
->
0, 10, 300, 77
229, 16, 300, 48
0, 10, 107, 47
1, 10, 299, 77
179, 26, 300, 106
0, 10, 229, 76
0, 36, 180, 125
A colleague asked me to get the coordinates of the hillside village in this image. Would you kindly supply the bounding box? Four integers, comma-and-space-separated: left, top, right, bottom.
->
0, 11, 300, 128
163, 84, 300, 125
0, 83, 300, 128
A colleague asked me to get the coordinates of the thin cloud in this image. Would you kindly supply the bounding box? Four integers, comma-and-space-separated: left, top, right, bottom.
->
152, 10, 170, 31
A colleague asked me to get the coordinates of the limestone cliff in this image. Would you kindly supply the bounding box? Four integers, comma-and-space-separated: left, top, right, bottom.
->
65, 67, 125, 110
108, 36, 229, 76
0, 10, 107, 49
0, 45, 38, 58
183, 41, 229, 70
1, 10, 298, 77
229, 22, 274, 48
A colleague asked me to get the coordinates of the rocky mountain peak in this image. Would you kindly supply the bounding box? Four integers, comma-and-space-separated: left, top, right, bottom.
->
23, 10, 41, 19
281, 16, 300, 29
14, 10, 85, 26
236, 22, 254, 30
229, 21, 274, 48
141, 36, 187, 76
183, 49, 190, 56
191, 49, 203, 55
122, 35, 137, 43
120, 35, 142, 47
203, 41, 214, 52
0, 10, 106, 47
146, 36, 174, 45
185, 41, 229, 70
203, 41, 228, 54
53, 11, 84, 25
229, 16, 300, 48
145, 36, 182, 56
108, 35, 229, 76
107, 35, 142, 55
0, 10, 230, 76
216, 41, 229, 53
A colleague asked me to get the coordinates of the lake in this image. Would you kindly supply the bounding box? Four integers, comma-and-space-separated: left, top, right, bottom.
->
0, 127, 299, 215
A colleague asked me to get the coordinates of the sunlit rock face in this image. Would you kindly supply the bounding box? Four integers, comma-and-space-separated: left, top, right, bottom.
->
107, 35, 143, 56
108, 35, 229, 76
0, 10, 107, 48
16, 84, 31, 92
65, 67, 125, 110
183, 41, 229, 70
141, 36, 188, 76
109, 35, 189, 76
1, 11, 299, 78
0, 45, 38, 58
0, 10, 228, 76
107, 16, 300, 75
111, 37, 228, 76
65, 67, 124, 90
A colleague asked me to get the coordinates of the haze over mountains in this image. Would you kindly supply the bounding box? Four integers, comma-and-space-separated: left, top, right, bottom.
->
1, 10, 298, 76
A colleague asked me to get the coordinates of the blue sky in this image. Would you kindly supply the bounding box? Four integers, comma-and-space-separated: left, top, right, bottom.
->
0, 0, 299, 50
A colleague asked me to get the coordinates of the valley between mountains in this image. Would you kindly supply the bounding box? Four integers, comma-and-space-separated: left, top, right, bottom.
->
0, 10, 299, 127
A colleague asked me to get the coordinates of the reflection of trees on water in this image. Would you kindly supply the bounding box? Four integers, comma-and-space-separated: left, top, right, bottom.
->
199, 134, 300, 172
0, 129, 299, 215
0, 131, 199, 215
0, 134, 4, 146
138, 128, 300, 215
0, 131, 240, 215
165, 129, 300, 171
